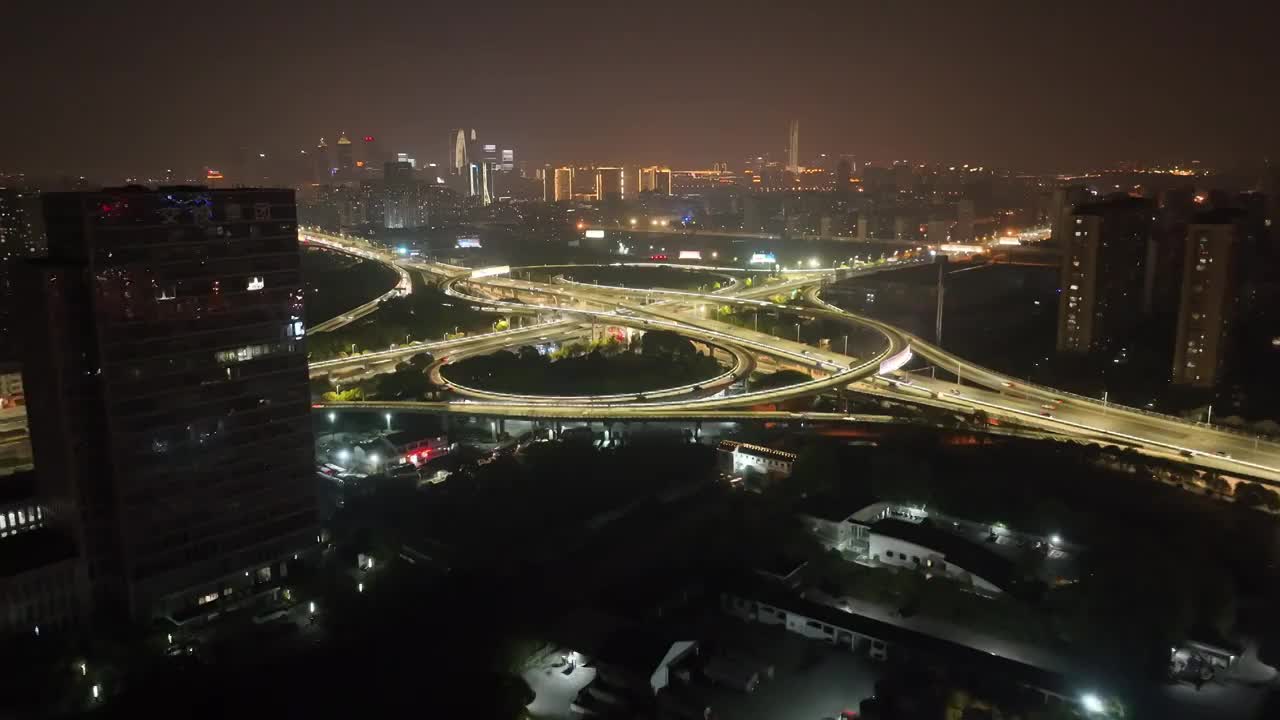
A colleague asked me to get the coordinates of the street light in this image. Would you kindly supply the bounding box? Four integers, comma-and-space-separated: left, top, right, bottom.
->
1079, 692, 1104, 714
308, 601, 316, 615
795, 323, 801, 343
327, 411, 336, 424
385, 412, 392, 430
92, 684, 101, 701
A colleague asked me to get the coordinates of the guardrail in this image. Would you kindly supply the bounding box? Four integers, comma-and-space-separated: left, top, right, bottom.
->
445, 274, 900, 409
309, 318, 576, 370
807, 286, 1278, 446
434, 336, 753, 405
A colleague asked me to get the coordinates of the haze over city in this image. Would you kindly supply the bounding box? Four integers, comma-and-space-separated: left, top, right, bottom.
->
3, 2, 1280, 719
3, 0, 1279, 179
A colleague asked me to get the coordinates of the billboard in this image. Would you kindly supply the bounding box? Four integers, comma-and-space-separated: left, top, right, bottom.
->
678, 250, 702, 260
749, 252, 777, 265
456, 236, 482, 249
584, 229, 606, 239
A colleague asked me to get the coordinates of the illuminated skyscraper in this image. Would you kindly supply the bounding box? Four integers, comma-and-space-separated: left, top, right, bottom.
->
595, 167, 624, 201
21, 187, 316, 620
544, 167, 574, 202
787, 120, 800, 172
335, 133, 354, 177
468, 160, 495, 205
500, 149, 515, 173
449, 128, 473, 176
636, 167, 672, 195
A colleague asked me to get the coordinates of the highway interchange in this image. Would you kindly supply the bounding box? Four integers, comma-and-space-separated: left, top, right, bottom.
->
301, 229, 1280, 486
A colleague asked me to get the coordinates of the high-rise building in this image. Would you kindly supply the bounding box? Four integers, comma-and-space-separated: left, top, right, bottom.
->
1266, 161, 1280, 252
467, 160, 495, 206
396, 152, 416, 169
1047, 186, 1090, 243
1171, 211, 1245, 387
449, 128, 473, 176
787, 120, 800, 173
834, 158, 852, 198
313, 138, 330, 182
0, 188, 44, 355
500, 149, 515, 173
635, 166, 672, 195
362, 135, 382, 168
595, 167, 624, 201
21, 187, 317, 620
1055, 196, 1155, 353
335, 133, 354, 177
545, 167, 574, 202
955, 199, 975, 242
384, 161, 423, 229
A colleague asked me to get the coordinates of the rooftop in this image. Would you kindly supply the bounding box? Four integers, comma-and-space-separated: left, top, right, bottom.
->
795, 492, 876, 524
1072, 194, 1154, 216
0, 469, 37, 505
871, 518, 1018, 591
717, 439, 796, 462
0, 527, 77, 577
1190, 207, 1247, 225
725, 573, 1077, 698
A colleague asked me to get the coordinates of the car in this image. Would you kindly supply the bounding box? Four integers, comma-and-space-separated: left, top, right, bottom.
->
1039, 411, 1053, 418
1215, 450, 1231, 458
949, 388, 960, 395
801, 350, 812, 355
1001, 381, 1013, 388
1040, 404, 1056, 411
1180, 450, 1197, 458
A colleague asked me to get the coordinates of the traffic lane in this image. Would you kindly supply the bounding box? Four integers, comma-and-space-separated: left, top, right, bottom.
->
905, 379, 1280, 481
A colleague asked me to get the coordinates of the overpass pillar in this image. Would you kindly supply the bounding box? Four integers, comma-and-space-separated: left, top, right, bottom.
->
694, 421, 702, 441
554, 420, 562, 438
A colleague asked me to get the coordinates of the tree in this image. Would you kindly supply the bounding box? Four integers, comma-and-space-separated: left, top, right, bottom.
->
1234, 482, 1280, 510
640, 330, 696, 360
1202, 473, 1230, 496
788, 443, 845, 497
408, 352, 434, 369
748, 369, 812, 392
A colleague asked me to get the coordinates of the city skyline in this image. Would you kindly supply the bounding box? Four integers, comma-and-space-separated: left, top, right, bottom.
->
2, 2, 1279, 180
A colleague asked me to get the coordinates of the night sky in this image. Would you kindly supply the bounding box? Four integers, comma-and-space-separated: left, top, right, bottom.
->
2, 0, 1278, 179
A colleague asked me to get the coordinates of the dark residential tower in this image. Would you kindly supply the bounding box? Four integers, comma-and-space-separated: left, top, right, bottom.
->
1055, 195, 1156, 353
20, 187, 317, 620
1171, 210, 1245, 387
